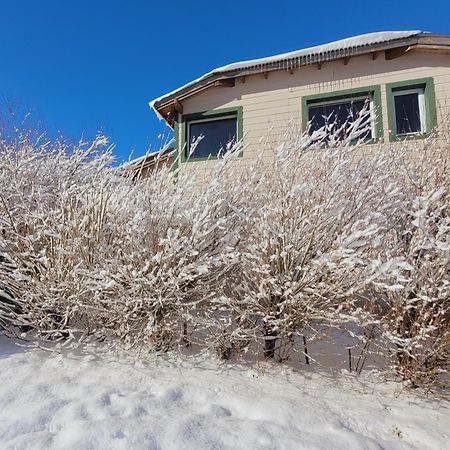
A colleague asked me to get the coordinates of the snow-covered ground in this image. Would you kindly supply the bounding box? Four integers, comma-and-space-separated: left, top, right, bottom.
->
0, 335, 448, 450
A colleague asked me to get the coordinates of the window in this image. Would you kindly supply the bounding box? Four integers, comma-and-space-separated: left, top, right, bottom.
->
187, 115, 237, 159
392, 87, 425, 136
307, 96, 373, 142
179, 107, 243, 161
302, 86, 382, 144
386, 78, 436, 142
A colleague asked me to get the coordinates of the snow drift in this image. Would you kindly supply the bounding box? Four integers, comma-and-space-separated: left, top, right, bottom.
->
0, 335, 449, 450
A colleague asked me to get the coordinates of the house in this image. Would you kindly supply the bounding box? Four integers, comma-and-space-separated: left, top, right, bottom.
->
150, 31, 450, 179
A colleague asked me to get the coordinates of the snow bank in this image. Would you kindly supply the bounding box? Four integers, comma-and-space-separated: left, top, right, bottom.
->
0, 336, 448, 450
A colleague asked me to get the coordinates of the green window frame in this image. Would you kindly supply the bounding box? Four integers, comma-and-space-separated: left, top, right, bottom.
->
178, 106, 243, 162
386, 77, 436, 142
301, 85, 383, 144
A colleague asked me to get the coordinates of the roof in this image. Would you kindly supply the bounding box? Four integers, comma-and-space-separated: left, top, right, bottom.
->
122, 138, 176, 174
150, 31, 450, 124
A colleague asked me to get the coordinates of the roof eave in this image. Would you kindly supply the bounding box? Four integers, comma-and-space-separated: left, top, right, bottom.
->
152, 33, 450, 122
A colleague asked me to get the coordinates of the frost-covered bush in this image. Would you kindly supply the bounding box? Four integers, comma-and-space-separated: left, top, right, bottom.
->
215, 113, 414, 364
0, 126, 243, 350
87, 149, 244, 351
0, 129, 113, 336
0, 114, 448, 391
224, 135, 398, 359
365, 134, 450, 388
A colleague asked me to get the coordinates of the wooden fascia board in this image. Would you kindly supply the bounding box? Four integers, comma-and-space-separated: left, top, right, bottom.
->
154, 77, 223, 112
386, 41, 450, 59
409, 44, 450, 54
417, 34, 450, 46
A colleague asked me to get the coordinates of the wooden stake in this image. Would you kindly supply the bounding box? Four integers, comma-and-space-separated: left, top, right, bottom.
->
303, 336, 310, 365
358, 355, 367, 375
355, 342, 366, 372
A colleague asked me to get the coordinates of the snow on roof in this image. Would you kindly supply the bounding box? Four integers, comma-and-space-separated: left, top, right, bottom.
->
214, 31, 424, 72
150, 30, 425, 118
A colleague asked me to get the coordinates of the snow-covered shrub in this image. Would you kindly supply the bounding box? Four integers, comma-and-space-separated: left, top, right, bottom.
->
1, 112, 448, 391
0, 125, 243, 350
0, 127, 114, 337
217, 114, 404, 362
86, 148, 244, 351
365, 133, 450, 388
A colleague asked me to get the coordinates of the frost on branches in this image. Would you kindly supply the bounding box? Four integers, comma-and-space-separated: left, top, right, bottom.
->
0, 112, 448, 391
368, 137, 450, 388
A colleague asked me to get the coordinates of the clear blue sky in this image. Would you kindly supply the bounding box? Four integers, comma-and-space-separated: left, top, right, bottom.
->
0, 0, 448, 162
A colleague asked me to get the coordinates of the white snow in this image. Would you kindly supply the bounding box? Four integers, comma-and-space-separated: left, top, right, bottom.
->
0, 335, 448, 450
149, 30, 424, 119
213, 31, 424, 72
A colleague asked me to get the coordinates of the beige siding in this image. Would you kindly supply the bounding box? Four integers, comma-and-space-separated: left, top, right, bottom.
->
177, 51, 450, 182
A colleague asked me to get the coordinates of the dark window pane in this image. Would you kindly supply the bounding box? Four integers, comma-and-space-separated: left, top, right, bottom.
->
394, 93, 421, 135
308, 98, 372, 142
188, 117, 237, 158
